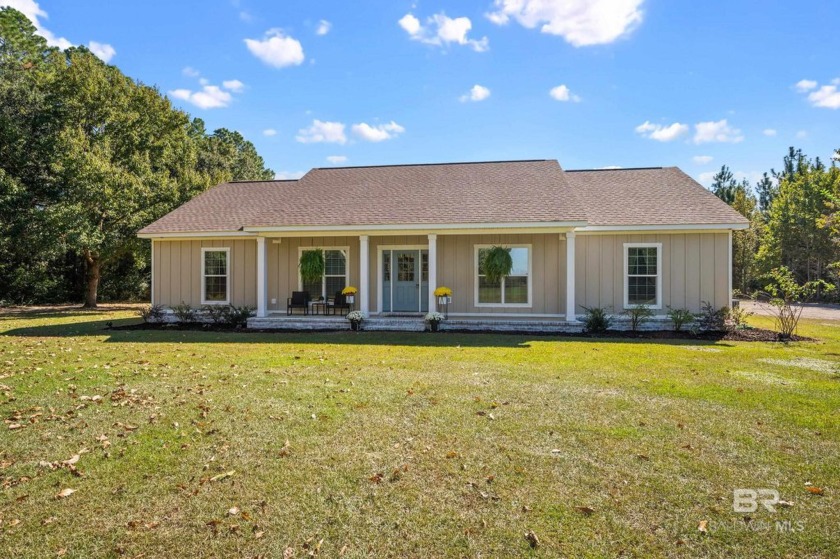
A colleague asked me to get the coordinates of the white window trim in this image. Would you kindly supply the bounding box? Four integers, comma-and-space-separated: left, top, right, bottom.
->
623, 242, 662, 310
201, 247, 231, 305
473, 244, 533, 308
297, 246, 351, 298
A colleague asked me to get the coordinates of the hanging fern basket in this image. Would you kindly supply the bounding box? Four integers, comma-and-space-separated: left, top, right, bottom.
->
482, 246, 513, 284
299, 249, 325, 286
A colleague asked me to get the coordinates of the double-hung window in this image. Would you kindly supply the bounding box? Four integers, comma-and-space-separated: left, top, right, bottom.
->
624, 243, 662, 308
300, 248, 349, 298
475, 245, 531, 306
201, 248, 230, 304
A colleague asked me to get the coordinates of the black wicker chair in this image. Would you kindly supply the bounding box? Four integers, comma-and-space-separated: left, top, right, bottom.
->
287, 291, 310, 315
326, 292, 351, 316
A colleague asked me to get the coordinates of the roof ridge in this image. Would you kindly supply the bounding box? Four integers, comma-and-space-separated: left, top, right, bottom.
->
229, 179, 299, 183
312, 159, 551, 171
565, 167, 664, 172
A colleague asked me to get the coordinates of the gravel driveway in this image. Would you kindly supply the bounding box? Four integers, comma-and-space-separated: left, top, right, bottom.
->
740, 300, 840, 321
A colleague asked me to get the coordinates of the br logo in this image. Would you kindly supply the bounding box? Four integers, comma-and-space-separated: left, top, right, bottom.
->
733, 489, 780, 513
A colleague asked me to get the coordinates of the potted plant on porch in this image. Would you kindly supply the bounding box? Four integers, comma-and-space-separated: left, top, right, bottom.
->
425, 311, 445, 332
342, 286, 357, 305
481, 246, 513, 283
299, 249, 325, 286
346, 310, 364, 331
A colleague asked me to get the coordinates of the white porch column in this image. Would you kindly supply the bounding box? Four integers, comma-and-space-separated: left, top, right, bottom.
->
428, 234, 437, 312
359, 235, 370, 316
565, 231, 577, 322
256, 236, 268, 318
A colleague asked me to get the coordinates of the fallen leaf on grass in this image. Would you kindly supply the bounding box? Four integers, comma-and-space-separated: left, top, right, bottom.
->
8, 518, 20, 527
575, 506, 595, 516
369, 472, 384, 484
278, 440, 291, 457
227, 507, 240, 517
8, 423, 24, 430
777, 500, 794, 508
806, 486, 824, 495
697, 520, 709, 533
524, 530, 540, 548
209, 470, 236, 482
62, 455, 80, 466
56, 488, 75, 499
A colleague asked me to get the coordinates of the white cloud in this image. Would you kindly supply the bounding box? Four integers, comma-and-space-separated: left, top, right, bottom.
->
635, 120, 689, 142
275, 171, 305, 180
88, 41, 115, 63
763, 128, 777, 137
398, 12, 489, 52
262, 129, 277, 137
794, 79, 817, 92
182, 66, 200, 77
460, 84, 491, 102
316, 20, 332, 36
245, 29, 305, 68
693, 119, 744, 144
0, 0, 116, 59
296, 120, 347, 144
169, 85, 233, 110
697, 171, 717, 186
326, 155, 348, 164
600, 165, 623, 169
692, 155, 713, 165
549, 84, 581, 102
796, 130, 808, 139
807, 83, 840, 109
351, 121, 405, 142
222, 79, 245, 92
486, 0, 644, 47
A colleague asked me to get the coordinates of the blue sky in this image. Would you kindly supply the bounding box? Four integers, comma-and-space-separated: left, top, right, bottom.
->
4, 0, 839, 184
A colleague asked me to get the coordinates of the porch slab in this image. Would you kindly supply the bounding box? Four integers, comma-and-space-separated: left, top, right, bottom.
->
247, 315, 585, 333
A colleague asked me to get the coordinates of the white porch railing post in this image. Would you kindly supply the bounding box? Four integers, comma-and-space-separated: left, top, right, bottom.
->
256, 236, 268, 318
359, 235, 369, 316
565, 231, 577, 322
428, 234, 437, 313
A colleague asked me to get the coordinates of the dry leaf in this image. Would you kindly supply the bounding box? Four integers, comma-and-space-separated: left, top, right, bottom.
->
8, 518, 20, 527
62, 455, 80, 466
254, 530, 265, 539
807, 486, 824, 495
445, 451, 458, 459
56, 488, 75, 499
524, 530, 540, 548
369, 472, 384, 484
209, 470, 235, 482
227, 506, 240, 516
575, 506, 595, 516
777, 500, 794, 508
697, 520, 709, 533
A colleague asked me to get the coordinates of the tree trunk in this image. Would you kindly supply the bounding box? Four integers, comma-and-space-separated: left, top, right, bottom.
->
83, 253, 100, 308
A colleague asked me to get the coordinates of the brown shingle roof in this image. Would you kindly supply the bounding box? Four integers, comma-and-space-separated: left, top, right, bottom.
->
138, 160, 748, 235
566, 167, 749, 226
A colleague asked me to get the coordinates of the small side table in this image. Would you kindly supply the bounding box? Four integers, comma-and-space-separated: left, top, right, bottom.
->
311, 301, 326, 315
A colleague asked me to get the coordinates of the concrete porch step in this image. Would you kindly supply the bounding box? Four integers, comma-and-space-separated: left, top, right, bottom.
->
247, 315, 584, 333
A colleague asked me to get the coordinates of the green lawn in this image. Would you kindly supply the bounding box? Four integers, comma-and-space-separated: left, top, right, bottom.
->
1, 310, 838, 558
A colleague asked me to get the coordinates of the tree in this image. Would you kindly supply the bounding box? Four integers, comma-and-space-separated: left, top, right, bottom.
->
730, 185, 761, 293
710, 165, 738, 204
754, 172, 777, 216
0, 7, 274, 306
759, 150, 838, 292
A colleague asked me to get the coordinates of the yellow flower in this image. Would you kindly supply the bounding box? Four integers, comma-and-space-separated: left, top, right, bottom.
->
434, 286, 452, 297
342, 286, 357, 295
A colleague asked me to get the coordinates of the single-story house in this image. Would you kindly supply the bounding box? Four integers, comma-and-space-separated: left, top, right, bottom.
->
138, 159, 749, 331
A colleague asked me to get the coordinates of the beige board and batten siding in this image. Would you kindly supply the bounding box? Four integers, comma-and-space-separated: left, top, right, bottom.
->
574, 233, 730, 315
152, 239, 257, 308
435, 233, 566, 316
268, 236, 361, 312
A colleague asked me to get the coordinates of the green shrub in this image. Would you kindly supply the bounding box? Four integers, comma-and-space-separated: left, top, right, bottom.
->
228, 306, 254, 327
726, 305, 753, 330
698, 301, 727, 332
581, 306, 612, 334
204, 305, 232, 324
172, 302, 196, 323
624, 304, 654, 332
666, 306, 695, 332
139, 304, 164, 323
299, 249, 325, 285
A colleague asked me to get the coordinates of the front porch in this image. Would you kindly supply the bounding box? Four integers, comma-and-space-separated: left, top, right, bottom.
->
247, 313, 585, 333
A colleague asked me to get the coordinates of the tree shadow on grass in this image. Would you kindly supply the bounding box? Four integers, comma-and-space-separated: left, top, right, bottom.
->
0, 314, 737, 349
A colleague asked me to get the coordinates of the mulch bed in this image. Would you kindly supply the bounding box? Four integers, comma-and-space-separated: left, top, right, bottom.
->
109, 322, 811, 342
